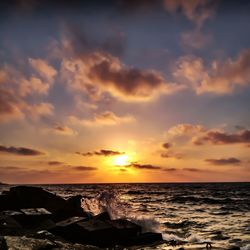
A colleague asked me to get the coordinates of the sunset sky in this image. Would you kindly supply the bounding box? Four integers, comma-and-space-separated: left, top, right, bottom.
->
0, 0, 250, 184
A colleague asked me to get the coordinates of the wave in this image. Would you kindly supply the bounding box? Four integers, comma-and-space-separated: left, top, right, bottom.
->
242, 244, 250, 250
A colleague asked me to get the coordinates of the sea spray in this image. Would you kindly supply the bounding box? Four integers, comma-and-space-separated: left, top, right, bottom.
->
81, 190, 171, 236
81, 190, 213, 245
81, 190, 130, 219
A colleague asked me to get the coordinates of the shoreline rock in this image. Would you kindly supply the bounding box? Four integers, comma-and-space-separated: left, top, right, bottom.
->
0, 186, 164, 249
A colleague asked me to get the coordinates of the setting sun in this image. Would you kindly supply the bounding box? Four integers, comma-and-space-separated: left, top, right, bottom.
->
113, 155, 130, 166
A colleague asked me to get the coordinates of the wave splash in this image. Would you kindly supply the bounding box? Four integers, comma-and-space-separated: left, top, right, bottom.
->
81, 190, 163, 233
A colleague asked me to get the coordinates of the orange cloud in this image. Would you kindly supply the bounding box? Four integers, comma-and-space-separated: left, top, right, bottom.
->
76, 149, 124, 157
0, 145, 45, 156
53, 125, 77, 136
166, 123, 206, 137
61, 52, 182, 102
193, 129, 250, 145
205, 157, 241, 165
69, 111, 135, 126
0, 62, 55, 123
29, 58, 57, 83
163, 0, 217, 27
174, 49, 250, 94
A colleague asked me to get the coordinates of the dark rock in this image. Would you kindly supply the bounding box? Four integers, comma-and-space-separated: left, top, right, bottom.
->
0, 186, 66, 214
1, 208, 54, 230
0, 186, 89, 222
76, 219, 116, 247
54, 195, 89, 221
93, 212, 111, 221
108, 219, 141, 242
125, 232, 163, 246
0, 236, 7, 250
49, 216, 87, 242
0, 214, 22, 235
227, 246, 240, 250
50, 216, 144, 247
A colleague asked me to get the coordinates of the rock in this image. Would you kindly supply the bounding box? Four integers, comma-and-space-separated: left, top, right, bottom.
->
0, 214, 22, 235
76, 219, 116, 247
0, 186, 66, 214
54, 195, 89, 221
0, 186, 89, 222
0, 236, 7, 250
1, 208, 54, 231
93, 212, 111, 221
4, 236, 57, 250
108, 219, 141, 242
124, 232, 163, 246
227, 246, 240, 250
49, 216, 88, 242
50, 216, 144, 247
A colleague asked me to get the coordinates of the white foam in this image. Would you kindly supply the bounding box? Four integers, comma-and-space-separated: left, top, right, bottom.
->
241, 244, 250, 250
162, 233, 184, 242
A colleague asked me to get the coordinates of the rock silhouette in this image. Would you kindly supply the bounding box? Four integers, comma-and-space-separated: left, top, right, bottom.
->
0, 186, 163, 249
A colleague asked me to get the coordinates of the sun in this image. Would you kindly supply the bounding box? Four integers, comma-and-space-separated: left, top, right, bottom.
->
113, 155, 130, 166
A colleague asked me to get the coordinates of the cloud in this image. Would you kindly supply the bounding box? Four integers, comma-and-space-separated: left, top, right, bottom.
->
193, 129, 250, 145
64, 24, 127, 57
163, 0, 217, 27
174, 49, 250, 94
205, 157, 241, 165
53, 125, 77, 136
76, 149, 124, 157
68, 165, 97, 171
0, 86, 24, 122
161, 151, 183, 159
183, 168, 203, 172
181, 30, 212, 50
69, 111, 135, 126
61, 51, 182, 102
25, 102, 54, 120
0, 145, 45, 156
29, 58, 57, 83
162, 142, 172, 149
163, 167, 177, 172
48, 161, 64, 166
166, 123, 206, 137
128, 162, 162, 170
0, 63, 54, 123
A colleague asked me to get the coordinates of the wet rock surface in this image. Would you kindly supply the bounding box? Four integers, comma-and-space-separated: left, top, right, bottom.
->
0, 186, 164, 249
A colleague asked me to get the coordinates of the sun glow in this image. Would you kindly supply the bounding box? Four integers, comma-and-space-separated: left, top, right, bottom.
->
113, 155, 130, 166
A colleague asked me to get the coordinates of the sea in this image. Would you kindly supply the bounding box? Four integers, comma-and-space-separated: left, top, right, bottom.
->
1, 182, 250, 249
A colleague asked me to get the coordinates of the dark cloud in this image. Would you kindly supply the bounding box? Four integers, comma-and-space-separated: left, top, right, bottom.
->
183, 168, 203, 172
76, 149, 124, 157
48, 161, 64, 166
71, 166, 97, 171
53, 125, 76, 136
88, 57, 174, 101
194, 129, 250, 145
161, 152, 183, 159
64, 24, 126, 57
163, 168, 177, 172
0, 145, 45, 156
205, 157, 241, 165
128, 163, 162, 170
162, 142, 172, 149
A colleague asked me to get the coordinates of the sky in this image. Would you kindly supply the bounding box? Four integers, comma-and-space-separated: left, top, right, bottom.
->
0, 0, 250, 184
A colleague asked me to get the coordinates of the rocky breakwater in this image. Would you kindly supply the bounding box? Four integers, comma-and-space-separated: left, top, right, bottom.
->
0, 186, 163, 249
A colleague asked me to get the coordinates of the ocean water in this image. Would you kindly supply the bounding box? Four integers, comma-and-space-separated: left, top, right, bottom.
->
1, 182, 250, 249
